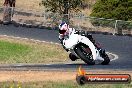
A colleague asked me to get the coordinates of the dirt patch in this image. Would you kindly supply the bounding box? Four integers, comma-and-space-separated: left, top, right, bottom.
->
0, 0, 43, 11
0, 71, 132, 82
0, 71, 75, 82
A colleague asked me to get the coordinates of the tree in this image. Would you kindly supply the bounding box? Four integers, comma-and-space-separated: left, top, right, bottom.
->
41, 0, 87, 23
90, 0, 132, 35
3, 0, 16, 24
90, 0, 132, 21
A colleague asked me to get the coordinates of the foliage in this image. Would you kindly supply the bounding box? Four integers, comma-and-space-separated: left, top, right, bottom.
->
90, 0, 132, 21
41, 0, 87, 14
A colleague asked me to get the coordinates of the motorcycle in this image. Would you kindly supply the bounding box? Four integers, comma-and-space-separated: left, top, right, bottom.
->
60, 29, 110, 65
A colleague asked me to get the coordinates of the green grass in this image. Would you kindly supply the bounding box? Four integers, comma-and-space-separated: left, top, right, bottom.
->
0, 40, 31, 61
0, 81, 132, 88
0, 38, 68, 64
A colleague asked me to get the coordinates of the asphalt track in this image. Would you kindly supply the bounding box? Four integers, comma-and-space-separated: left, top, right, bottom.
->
0, 25, 132, 71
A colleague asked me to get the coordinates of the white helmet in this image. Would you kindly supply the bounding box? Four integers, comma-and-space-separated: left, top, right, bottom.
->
59, 22, 69, 34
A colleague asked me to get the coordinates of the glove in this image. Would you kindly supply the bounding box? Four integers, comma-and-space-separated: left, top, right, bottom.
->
59, 38, 64, 44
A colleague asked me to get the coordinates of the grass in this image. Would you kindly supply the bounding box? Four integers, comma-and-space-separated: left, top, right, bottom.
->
0, 81, 132, 88
0, 37, 68, 64
0, 40, 31, 63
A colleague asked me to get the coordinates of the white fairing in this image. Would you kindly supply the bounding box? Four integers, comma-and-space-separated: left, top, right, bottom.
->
63, 29, 78, 49
63, 29, 97, 60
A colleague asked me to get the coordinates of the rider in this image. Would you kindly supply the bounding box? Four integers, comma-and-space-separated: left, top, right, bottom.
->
59, 22, 72, 52
59, 22, 97, 51
59, 22, 72, 43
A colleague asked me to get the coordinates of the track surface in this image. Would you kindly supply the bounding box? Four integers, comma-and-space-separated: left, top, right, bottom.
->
0, 25, 132, 71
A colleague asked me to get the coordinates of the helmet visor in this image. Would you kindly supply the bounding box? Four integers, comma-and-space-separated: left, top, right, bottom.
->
59, 30, 66, 34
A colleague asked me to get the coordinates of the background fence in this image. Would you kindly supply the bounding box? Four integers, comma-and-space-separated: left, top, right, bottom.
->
70, 14, 132, 35
0, 7, 132, 35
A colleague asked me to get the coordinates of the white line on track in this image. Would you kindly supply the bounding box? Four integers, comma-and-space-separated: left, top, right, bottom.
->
107, 52, 119, 61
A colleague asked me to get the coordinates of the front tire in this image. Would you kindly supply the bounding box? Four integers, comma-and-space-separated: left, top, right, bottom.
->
75, 44, 95, 65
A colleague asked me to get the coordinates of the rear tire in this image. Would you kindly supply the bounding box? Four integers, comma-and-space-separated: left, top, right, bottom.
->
75, 44, 95, 65
101, 53, 110, 65
69, 53, 78, 61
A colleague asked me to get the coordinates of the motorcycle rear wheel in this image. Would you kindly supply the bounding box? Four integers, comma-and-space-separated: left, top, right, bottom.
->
101, 53, 110, 65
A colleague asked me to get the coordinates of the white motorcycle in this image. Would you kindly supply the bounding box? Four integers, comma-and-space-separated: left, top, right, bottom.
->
60, 29, 110, 65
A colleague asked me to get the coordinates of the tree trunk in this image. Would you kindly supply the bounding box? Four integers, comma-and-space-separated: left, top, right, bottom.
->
3, 6, 12, 24
63, 0, 69, 24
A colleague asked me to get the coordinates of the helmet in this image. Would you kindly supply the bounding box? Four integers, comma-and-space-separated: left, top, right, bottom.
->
59, 22, 69, 34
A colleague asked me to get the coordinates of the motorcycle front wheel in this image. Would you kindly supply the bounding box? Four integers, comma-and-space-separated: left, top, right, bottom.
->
75, 44, 95, 65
